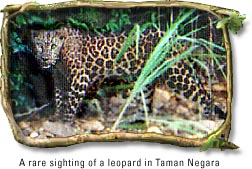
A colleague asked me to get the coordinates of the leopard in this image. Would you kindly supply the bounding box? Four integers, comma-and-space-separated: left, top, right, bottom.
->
30, 27, 226, 124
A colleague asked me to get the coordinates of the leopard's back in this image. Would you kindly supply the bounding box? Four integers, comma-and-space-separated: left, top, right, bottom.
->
31, 27, 222, 122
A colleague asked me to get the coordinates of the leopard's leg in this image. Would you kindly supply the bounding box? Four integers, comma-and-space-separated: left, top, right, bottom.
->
54, 87, 64, 120
164, 61, 214, 120
164, 60, 228, 120
54, 90, 81, 123
190, 83, 226, 120
62, 68, 90, 122
51, 60, 74, 122
53, 84, 72, 122
62, 91, 81, 122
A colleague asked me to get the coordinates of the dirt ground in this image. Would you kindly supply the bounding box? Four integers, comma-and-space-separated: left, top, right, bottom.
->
17, 82, 226, 139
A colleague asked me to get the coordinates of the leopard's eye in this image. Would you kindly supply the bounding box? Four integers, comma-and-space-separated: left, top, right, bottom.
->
51, 44, 57, 49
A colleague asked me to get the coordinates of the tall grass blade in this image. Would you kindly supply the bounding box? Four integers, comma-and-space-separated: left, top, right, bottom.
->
112, 9, 197, 129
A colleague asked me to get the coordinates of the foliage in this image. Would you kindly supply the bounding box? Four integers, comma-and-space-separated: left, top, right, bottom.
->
112, 9, 226, 130
217, 12, 246, 34
9, 63, 34, 110
68, 8, 104, 33
10, 32, 30, 54
67, 8, 131, 33
119, 122, 147, 131
200, 135, 239, 151
9, 31, 34, 110
68, 17, 89, 31
105, 9, 131, 33
14, 12, 63, 30
115, 12, 158, 64
97, 84, 133, 97
15, 15, 27, 28
13, 8, 132, 34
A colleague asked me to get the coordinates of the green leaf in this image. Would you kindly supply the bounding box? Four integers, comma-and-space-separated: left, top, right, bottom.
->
200, 137, 239, 151
68, 17, 89, 30
217, 12, 246, 34
10, 32, 30, 53
112, 9, 196, 130
115, 24, 138, 63
119, 122, 147, 130
44, 18, 56, 29
28, 16, 43, 24
200, 137, 215, 151
15, 15, 27, 27
151, 12, 157, 23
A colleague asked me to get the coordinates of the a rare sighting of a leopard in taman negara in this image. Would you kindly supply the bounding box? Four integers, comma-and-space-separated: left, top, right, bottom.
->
30, 27, 226, 123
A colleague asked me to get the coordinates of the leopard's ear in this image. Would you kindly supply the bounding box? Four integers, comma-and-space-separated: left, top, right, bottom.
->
55, 27, 68, 40
29, 30, 41, 48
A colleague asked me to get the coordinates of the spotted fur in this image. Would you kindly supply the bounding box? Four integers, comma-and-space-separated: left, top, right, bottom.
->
31, 27, 221, 123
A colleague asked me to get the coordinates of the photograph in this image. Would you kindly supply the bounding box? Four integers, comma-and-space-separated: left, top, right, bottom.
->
0, 0, 251, 168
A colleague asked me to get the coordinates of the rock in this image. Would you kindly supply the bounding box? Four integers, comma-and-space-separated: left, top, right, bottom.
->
30, 131, 39, 138
18, 121, 30, 129
147, 126, 163, 134
109, 94, 125, 106
23, 128, 33, 136
42, 121, 76, 137
37, 130, 55, 139
153, 88, 172, 109
79, 120, 105, 132
199, 120, 224, 132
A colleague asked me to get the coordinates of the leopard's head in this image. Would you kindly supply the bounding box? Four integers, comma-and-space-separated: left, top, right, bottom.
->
31, 29, 65, 69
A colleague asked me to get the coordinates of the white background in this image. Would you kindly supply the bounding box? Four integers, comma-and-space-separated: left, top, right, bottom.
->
0, 0, 251, 168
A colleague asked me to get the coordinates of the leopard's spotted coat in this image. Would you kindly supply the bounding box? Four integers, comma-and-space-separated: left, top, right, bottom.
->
31, 27, 223, 123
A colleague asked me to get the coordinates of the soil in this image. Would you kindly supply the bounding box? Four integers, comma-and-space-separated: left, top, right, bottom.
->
17, 82, 226, 139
